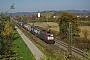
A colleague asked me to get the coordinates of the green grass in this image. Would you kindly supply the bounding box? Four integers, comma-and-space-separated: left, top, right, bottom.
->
88, 50, 90, 60
12, 30, 35, 60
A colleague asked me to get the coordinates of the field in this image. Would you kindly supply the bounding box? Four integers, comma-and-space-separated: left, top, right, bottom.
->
29, 22, 59, 32
79, 26, 90, 39
12, 30, 35, 60
29, 22, 90, 39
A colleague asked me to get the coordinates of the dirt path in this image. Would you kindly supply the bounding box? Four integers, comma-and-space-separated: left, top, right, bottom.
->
15, 26, 45, 60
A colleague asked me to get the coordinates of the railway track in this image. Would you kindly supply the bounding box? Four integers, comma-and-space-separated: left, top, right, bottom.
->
16, 23, 88, 59
54, 39, 88, 59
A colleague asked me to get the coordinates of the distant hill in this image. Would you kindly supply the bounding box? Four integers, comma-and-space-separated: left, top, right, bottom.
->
12, 12, 37, 16
59, 10, 90, 13
11, 10, 90, 16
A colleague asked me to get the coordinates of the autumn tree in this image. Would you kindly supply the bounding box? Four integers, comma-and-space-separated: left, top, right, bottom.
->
58, 12, 79, 37
0, 3, 15, 57
46, 15, 51, 20
1, 22, 14, 55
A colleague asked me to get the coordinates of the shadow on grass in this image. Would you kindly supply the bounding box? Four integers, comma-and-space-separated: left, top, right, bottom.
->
13, 36, 19, 40
13, 32, 19, 40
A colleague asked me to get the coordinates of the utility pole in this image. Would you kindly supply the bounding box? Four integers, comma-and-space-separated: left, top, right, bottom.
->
67, 22, 72, 60
46, 15, 50, 31
28, 18, 29, 23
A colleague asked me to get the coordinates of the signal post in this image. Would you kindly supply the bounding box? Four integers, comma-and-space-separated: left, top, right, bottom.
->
67, 22, 72, 60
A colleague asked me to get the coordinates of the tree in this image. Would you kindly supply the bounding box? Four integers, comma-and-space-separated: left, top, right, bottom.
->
46, 15, 51, 20
58, 12, 79, 36
1, 22, 14, 55
0, 3, 15, 57
2, 22, 13, 37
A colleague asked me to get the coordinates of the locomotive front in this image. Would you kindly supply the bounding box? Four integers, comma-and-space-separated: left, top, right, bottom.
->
46, 32, 55, 44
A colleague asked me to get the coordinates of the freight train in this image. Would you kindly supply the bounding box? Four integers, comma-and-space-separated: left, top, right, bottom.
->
18, 22, 55, 44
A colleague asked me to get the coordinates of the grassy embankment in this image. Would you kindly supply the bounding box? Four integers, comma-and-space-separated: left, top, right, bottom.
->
12, 29, 35, 60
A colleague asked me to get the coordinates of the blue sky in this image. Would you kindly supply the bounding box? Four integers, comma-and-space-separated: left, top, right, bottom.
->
0, 0, 90, 13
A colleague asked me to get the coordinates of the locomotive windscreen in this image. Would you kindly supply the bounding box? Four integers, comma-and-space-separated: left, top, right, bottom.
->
48, 34, 53, 37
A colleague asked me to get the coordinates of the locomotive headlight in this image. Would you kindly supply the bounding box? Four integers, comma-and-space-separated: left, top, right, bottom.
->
48, 37, 50, 40
48, 37, 54, 40
51, 34, 53, 36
